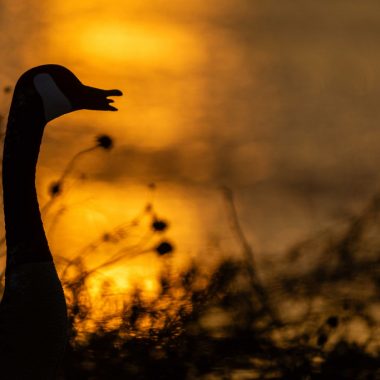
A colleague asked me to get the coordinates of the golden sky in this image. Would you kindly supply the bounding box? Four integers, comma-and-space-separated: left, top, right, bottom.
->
1, 0, 380, 294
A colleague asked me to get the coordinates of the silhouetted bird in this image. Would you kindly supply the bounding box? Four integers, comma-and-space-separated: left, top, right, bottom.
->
0, 65, 122, 379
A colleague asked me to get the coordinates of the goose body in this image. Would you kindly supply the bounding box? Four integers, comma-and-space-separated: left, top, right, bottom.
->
0, 65, 122, 379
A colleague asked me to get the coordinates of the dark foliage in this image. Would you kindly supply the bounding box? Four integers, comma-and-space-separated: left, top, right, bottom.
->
59, 192, 380, 379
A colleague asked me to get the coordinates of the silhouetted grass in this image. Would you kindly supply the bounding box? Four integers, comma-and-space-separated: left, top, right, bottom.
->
58, 187, 380, 379
60, 250, 379, 378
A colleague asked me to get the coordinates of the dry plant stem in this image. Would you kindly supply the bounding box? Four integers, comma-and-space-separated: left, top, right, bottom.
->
59, 145, 99, 183
336, 193, 380, 264
221, 186, 281, 326
41, 145, 99, 215
60, 216, 154, 281
63, 230, 154, 282
75, 209, 149, 258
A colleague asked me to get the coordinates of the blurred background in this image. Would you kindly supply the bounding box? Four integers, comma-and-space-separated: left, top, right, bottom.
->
1, 1, 380, 378
2, 0, 380, 259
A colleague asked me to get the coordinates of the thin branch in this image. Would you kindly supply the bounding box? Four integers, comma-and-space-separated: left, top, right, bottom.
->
221, 186, 281, 326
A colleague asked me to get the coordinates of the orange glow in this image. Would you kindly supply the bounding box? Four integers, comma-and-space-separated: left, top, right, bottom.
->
37, 165, 222, 327
77, 22, 204, 69
42, 7, 208, 149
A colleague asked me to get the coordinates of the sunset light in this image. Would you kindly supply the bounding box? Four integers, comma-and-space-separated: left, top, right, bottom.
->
1, 1, 379, 378
77, 22, 204, 69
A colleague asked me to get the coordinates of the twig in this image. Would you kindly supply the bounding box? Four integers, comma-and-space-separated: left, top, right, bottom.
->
221, 186, 281, 326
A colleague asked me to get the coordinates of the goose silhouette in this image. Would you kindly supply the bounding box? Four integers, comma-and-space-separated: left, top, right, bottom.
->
0, 65, 122, 379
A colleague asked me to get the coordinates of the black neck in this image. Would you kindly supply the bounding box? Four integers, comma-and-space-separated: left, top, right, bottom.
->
2, 90, 52, 274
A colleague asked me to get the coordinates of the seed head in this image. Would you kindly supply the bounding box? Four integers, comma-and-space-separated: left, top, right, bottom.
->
155, 241, 174, 256
49, 181, 62, 197
152, 219, 168, 232
96, 134, 113, 150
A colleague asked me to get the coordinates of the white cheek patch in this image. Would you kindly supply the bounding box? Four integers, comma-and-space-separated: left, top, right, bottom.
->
33, 73, 72, 122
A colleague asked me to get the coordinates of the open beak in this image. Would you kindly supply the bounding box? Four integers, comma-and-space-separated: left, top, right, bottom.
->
80, 85, 123, 111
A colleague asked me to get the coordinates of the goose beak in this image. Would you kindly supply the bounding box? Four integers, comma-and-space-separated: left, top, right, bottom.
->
79, 85, 123, 111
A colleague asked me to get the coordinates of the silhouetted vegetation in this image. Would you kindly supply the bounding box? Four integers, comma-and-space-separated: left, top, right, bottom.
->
59, 206, 380, 380
55, 141, 379, 379
0, 96, 379, 379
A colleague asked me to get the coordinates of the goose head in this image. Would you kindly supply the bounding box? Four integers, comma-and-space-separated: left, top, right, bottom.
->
12, 64, 123, 123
